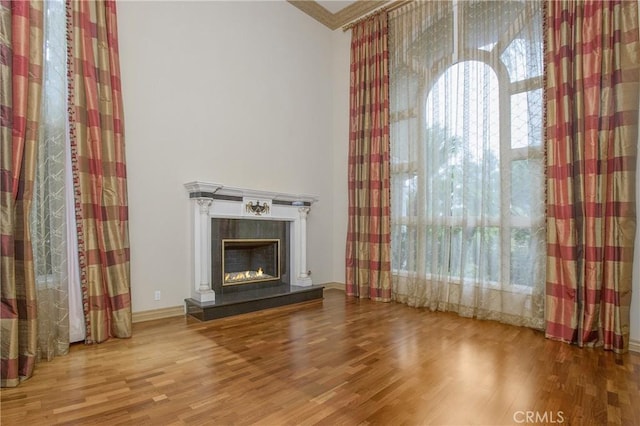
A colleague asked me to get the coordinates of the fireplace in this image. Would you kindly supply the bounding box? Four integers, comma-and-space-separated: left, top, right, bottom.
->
185, 181, 317, 304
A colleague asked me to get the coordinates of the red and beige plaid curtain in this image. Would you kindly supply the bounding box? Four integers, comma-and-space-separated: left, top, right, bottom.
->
545, 0, 639, 353
345, 13, 392, 302
0, 0, 44, 387
67, 0, 131, 343
1, 0, 130, 387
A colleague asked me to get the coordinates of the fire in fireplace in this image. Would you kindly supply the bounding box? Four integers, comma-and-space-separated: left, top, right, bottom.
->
222, 239, 280, 286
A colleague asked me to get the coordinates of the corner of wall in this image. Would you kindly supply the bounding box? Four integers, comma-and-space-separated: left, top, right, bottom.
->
322, 281, 346, 291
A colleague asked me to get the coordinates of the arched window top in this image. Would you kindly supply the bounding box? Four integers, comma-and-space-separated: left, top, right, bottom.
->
426, 61, 499, 153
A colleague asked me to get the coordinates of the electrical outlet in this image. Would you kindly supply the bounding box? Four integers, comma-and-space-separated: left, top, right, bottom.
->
154, 290, 161, 301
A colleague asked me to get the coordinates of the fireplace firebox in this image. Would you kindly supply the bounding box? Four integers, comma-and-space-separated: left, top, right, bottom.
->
222, 239, 280, 286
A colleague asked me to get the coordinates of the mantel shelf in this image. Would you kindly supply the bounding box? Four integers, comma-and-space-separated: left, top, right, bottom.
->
184, 181, 318, 205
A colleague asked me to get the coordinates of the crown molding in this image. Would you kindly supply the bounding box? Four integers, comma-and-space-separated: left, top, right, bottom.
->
334, 0, 390, 28
288, 0, 336, 29
288, 0, 390, 30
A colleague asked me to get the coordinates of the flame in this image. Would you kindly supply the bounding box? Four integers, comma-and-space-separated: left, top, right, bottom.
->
225, 268, 268, 283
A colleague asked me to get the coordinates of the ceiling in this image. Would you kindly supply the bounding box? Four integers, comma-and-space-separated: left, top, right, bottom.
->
287, 0, 391, 30
316, 1, 357, 14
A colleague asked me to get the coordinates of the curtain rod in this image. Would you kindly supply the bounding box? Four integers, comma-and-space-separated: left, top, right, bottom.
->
342, 0, 412, 31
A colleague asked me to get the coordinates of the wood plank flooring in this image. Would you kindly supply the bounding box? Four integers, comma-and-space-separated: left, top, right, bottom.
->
2, 289, 639, 425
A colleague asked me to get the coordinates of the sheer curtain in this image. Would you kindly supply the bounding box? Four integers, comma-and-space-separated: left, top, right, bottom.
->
389, 0, 545, 328
31, 0, 77, 362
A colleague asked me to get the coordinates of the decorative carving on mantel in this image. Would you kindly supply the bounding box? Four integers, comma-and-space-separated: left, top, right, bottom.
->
244, 198, 271, 217
298, 207, 310, 218
197, 198, 212, 214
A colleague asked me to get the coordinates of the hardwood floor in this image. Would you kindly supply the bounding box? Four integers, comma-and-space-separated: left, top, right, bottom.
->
2, 289, 639, 425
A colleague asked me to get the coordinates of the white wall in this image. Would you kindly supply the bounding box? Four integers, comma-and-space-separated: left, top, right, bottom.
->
330, 29, 351, 284
118, 0, 335, 312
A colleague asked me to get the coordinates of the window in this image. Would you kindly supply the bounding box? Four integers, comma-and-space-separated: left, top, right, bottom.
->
31, 0, 86, 349
389, 0, 545, 318
32, 0, 68, 284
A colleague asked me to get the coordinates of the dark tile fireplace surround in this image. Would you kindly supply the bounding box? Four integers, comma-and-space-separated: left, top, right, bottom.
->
212, 218, 288, 294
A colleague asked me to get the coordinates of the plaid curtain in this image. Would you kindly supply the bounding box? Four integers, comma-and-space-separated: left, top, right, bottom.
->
545, 0, 640, 353
67, 0, 131, 343
345, 13, 392, 302
0, 0, 44, 387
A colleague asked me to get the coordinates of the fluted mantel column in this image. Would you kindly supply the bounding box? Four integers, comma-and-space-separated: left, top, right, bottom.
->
296, 207, 312, 287
197, 199, 213, 293
192, 197, 215, 302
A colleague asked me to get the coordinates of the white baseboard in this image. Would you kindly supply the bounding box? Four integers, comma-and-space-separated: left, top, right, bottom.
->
629, 339, 640, 354
322, 282, 345, 291
132, 305, 184, 323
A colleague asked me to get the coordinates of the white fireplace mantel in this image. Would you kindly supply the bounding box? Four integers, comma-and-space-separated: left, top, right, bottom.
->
185, 181, 318, 303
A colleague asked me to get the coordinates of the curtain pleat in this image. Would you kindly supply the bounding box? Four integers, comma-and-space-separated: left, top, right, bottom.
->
67, 0, 131, 343
345, 13, 392, 302
0, 0, 44, 387
545, 0, 639, 353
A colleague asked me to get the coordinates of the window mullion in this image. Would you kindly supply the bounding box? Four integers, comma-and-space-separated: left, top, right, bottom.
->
499, 63, 511, 288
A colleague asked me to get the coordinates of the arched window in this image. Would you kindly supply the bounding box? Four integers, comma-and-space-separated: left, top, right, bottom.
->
389, 0, 544, 327
422, 61, 501, 283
